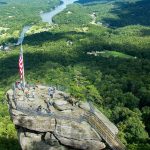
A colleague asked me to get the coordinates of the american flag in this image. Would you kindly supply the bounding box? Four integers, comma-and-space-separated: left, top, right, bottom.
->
18, 45, 24, 80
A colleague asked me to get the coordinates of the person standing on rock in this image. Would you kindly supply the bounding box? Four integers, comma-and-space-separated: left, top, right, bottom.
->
48, 87, 54, 98
48, 87, 55, 98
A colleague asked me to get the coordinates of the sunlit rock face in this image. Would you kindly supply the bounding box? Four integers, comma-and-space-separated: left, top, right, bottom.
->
7, 85, 106, 150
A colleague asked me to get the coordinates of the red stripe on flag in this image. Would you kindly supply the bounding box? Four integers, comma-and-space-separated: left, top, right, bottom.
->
19, 54, 23, 80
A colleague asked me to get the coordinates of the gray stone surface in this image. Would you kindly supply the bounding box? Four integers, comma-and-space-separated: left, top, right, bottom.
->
7, 85, 110, 150
54, 120, 105, 150
79, 102, 91, 111
53, 100, 74, 111
11, 111, 56, 132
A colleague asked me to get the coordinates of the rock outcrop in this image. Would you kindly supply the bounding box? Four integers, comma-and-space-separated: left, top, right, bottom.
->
7, 84, 126, 150
7, 85, 106, 150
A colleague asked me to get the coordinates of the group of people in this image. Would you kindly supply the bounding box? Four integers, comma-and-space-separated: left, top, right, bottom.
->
15, 81, 30, 90
15, 82, 57, 110
15, 81, 36, 99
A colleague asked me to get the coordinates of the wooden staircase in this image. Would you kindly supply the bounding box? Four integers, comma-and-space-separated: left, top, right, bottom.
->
84, 111, 126, 150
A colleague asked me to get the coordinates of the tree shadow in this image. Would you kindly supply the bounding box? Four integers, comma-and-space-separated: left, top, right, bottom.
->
23, 31, 89, 46
76, 0, 111, 5
140, 28, 150, 36
22, 29, 150, 59
0, 137, 21, 150
0, 2, 7, 5
103, 0, 150, 27
5, 30, 89, 46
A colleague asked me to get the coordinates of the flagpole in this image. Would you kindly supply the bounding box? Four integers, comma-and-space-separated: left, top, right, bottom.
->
21, 43, 25, 88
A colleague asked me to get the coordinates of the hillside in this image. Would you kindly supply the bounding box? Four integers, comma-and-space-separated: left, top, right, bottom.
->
0, 0, 150, 149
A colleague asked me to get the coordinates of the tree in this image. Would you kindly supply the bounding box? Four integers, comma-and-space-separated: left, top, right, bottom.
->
142, 106, 150, 136
118, 117, 148, 143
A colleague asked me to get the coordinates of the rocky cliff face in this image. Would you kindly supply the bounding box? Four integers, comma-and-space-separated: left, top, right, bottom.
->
7, 85, 106, 150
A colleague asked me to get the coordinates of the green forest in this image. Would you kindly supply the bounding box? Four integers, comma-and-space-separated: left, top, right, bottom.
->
0, 0, 150, 149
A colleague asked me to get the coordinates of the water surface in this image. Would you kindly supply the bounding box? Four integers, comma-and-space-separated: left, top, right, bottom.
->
41, 0, 78, 24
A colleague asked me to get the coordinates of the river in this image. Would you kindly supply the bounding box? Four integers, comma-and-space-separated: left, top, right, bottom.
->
16, 0, 78, 45
41, 0, 78, 24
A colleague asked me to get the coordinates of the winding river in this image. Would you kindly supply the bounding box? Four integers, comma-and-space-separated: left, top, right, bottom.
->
41, 0, 78, 24
17, 0, 78, 45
